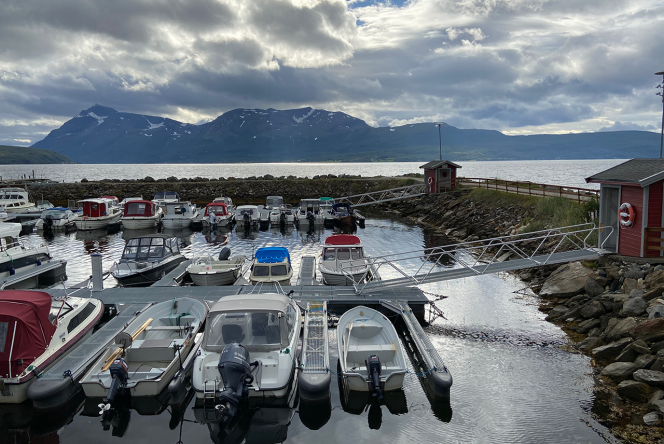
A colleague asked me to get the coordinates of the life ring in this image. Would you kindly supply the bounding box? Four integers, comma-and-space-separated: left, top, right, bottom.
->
427, 176, 433, 193
619, 202, 635, 228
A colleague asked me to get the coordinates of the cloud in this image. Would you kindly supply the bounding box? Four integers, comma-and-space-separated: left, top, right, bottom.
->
598, 121, 659, 132
0, 0, 663, 146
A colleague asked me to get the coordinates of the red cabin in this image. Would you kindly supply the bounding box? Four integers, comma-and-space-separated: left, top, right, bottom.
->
586, 158, 664, 257
420, 160, 461, 194
123, 200, 157, 217
204, 202, 228, 217
78, 199, 109, 218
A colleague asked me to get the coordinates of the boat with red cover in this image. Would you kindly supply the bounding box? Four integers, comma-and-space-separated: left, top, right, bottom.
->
0, 290, 104, 403
201, 202, 234, 227
77, 198, 122, 230
120, 200, 162, 230
318, 235, 372, 286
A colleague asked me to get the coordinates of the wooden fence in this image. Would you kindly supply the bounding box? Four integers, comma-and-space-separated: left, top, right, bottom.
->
457, 177, 599, 203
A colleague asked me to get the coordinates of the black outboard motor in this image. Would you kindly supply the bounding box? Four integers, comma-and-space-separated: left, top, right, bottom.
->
215, 344, 257, 425
366, 355, 383, 400
306, 212, 315, 226
243, 213, 251, 225
44, 216, 53, 230
279, 212, 286, 226
218, 247, 231, 261
105, 358, 129, 405
99, 358, 130, 433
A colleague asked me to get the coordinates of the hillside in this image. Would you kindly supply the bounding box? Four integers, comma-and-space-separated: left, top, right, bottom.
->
31, 104, 661, 163
0, 145, 74, 164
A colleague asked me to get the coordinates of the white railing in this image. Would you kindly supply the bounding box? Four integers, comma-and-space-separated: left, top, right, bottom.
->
334, 183, 426, 207
339, 223, 614, 294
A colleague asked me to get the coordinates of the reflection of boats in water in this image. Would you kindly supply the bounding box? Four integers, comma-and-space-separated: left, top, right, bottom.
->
298, 398, 331, 431
205, 405, 296, 444
270, 225, 295, 238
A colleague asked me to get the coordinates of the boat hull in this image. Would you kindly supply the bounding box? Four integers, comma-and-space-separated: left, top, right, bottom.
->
113, 256, 186, 286
121, 216, 160, 230
77, 213, 121, 230
189, 269, 238, 286
319, 269, 367, 286
0, 250, 51, 279
162, 218, 194, 229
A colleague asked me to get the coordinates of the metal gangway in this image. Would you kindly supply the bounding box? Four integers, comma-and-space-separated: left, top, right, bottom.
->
299, 301, 331, 401
342, 223, 613, 294
335, 183, 426, 207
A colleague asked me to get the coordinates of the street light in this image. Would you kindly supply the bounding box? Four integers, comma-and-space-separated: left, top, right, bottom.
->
657, 71, 664, 158
435, 123, 443, 160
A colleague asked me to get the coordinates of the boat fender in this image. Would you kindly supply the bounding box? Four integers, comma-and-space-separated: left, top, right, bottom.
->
218, 247, 231, 261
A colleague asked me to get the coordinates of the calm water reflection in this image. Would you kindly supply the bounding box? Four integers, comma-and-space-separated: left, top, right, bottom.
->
5, 214, 613, 443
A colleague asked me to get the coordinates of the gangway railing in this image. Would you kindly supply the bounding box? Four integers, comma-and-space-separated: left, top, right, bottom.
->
335, 183, 426, 207
341, 223, 613, 294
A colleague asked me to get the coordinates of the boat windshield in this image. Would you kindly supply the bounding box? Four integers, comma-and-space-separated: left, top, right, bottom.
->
337, 248, 350, 260
155, 192, 178, 200
351, 247, 363, 260
323, 248, 336, 261
253, 265, 270, 276
271, 265, 288, 276
123, 237, 171, 261
205, 311, 284, 351
41, 210, 65, 218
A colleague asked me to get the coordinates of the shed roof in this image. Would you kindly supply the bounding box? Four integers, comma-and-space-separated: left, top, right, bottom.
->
585, 158, 664, 187
419, 160, 462, 169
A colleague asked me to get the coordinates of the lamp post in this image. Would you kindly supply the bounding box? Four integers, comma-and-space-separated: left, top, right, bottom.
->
435, 123, 443, 160
657, 71, 664, 158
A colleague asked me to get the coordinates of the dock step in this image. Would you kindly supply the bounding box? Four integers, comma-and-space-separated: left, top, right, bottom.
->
381, 300, 452, 399
299, 301, 331, 402
298, 256, 318, 286
29, 303, 151, 409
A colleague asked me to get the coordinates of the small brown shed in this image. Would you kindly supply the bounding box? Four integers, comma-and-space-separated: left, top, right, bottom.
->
420, 160, 461, 194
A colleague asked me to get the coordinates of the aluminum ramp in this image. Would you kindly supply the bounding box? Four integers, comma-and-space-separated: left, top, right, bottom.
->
298, 256, 319, 286
335, 183, 426, 208
381, 300, 452, 398
299, 302, 331, 401
38, 303, 151, 381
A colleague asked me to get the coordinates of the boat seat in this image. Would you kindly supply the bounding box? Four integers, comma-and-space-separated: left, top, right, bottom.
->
349, 320, 383, 339
147, 325, 187, 331
160, 315, 196, 326
346, 344, 396, 365
127, 338, 176, 362
222, 324, 245, 344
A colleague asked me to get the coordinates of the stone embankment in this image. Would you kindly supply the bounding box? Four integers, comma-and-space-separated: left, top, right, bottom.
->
27, 176, 414, 207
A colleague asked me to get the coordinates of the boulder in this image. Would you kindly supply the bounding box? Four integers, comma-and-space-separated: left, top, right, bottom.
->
625, 269, 647, 280
644, 286, 664, 302
601, 362, 638, 381
623, 278, 642, 294
645, 269, 664, 286
580, 301, 605, 319
539, 262, 595, 298
577, 336, 604, 352
630, 339, 652, 355
615, 347, 638, 362
611, 294, 630, 304
652, 400, 664, 415
593, 337, 634, 361
629, 289, 644, 299
587, 327, 602, 337
584, 278, 605, 297
653, 358, 664, 372
577, 318, 600, 334
635, 354, 657, 369
634, 369, 664, 388
623, 297, 648, 317
650, 389, 664, 404
643, 411, 661, 426
630, 319, 664, 343
648, 304, 664, 320
602, 317, 637, 342
617, 380, 651, 402
545, 305, 568, 321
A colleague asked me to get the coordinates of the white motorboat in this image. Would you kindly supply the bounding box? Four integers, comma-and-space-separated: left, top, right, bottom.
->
35, 207, 79, 230
337, 306, 407, 396
118, 196, 143, 212
120, 200, 162, 230
201, 202, 234, 228
249, 247, 293, 285
296, 199, 325, 226
0, 188, 36, 214
80, 297, 207, 405
186, 249, 246, 286
320, 197, 336, 225
152, 191, 180, 209
261, 196, 284, 224
162, 201, 198, 229
318, 234, 372, 286
0, 290, 104, 403
212, 196, 235, 215
0, 222, 51, 278
270, 204, 295, 226
76, 198, 122, 230
236, 205, 261, 228
192, 293, 301, 417
110, 234, 187, 286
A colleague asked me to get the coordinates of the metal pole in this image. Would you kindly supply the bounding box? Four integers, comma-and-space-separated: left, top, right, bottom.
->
657, 71, 664, 158
438, 124, 442, 160
91, 254, 103, 291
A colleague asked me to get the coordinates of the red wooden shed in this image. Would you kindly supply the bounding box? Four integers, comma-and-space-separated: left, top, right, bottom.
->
419, 160, 461, 194
586, 158, 664, 257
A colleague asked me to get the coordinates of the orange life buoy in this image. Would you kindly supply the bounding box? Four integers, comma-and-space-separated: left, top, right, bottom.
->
619, 202, 635, 228
427, 176, 433, 193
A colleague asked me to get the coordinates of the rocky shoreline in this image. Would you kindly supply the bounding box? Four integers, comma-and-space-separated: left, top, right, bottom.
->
381, 189, 664, 442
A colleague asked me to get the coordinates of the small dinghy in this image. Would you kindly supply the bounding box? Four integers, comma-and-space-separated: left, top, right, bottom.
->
80, 298, 208, 411
337, 306, 407, 397
186, 247, 247, 286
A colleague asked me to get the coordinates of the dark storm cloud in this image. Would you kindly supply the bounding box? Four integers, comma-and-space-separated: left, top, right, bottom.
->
0, 0, 662, 145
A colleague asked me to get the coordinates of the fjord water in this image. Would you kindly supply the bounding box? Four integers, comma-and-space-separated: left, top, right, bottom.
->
1, 158, 625, 187
8, 212, 612, 444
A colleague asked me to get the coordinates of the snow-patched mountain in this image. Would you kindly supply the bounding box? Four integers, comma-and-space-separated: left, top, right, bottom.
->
32, 104, 660, 163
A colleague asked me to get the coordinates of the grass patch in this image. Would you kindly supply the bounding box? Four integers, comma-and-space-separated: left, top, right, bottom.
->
468, 188, 539, 208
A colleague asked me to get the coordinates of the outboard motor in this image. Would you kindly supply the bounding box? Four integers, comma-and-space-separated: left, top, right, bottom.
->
215, 344, 257, 425
218, 247, 231, 261
306, 212, 315, 226
366, 355, 383, 400
105, 358, 129, 405
44, 216, 53, 230
99, 358, 130, 432
279, 212, 286, 226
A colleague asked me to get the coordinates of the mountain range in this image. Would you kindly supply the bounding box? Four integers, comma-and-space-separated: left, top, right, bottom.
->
31, 104, 661, 163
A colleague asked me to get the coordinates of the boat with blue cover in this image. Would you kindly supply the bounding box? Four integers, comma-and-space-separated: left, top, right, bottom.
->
249, 247, 293, 285
35, 207, 79, 230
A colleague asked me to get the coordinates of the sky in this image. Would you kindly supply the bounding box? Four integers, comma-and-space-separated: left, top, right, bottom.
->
1, 0, 663, 146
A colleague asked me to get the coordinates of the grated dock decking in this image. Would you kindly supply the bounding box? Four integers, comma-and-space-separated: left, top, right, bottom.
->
298, 256, 319, 286
301, 302, 329, 373
39, 303, 151, 381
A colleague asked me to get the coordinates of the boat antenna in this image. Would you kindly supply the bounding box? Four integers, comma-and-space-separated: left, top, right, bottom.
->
61, 276, 70, 298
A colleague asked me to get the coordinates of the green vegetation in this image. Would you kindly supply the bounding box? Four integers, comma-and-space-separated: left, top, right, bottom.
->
468, 188, 540, 207
0, 145, 74, 164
